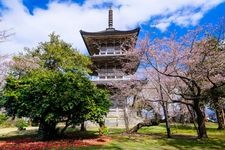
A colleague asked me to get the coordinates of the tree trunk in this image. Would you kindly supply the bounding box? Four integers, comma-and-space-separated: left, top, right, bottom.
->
128, 119, 159, 133
162, 101, 171, 138
214, 98, 225, 130
80, 121, 87, 131
99, 120, 105, 128
60, 120, 70, 135
193, 104, 208, 138
157, 70, 171, 138
124, 105, 130, 132
98, 120, 107, 136
187, 105, 199, 135
38, 119, 57, 141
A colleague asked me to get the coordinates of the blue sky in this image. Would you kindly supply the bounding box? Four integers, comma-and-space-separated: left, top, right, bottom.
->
0, 0, 225, 55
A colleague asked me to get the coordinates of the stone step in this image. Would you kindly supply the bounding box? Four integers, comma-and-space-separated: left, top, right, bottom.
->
107, 108, 124, 118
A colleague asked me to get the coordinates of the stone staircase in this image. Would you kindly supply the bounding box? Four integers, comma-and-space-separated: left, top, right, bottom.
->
85, 108, 144, 128
105, 108, 143, 128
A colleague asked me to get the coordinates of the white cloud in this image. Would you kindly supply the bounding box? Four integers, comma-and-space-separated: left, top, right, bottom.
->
153, 22, 170, 32
0, 0, 224, 55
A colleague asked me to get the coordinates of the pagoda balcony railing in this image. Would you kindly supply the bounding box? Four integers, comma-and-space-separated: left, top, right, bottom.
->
97, 69, 123, 74
93, 51, 125, 56
90, 75, 130, 81
93, 46, 125, 56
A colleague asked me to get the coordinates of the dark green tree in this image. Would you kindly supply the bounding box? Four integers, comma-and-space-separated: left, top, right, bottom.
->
1, 33, 111, 140
204, 85, 225, 129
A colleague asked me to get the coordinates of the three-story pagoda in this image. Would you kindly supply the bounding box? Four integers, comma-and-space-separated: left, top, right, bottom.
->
80, 8, 140, 83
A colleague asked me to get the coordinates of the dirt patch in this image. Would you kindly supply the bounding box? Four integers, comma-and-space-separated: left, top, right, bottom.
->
0, 136, 112, 150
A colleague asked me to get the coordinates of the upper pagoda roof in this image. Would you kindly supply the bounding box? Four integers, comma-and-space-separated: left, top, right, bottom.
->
80, 27, 140, 55
80, 27, 140, 37
80, 7, 140, 55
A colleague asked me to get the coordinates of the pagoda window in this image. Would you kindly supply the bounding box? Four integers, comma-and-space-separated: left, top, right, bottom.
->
117, 76, 123, 79
99, 46, 123, 55
96, 68, 125, 80
99, 76, 106, 79
107, 75, 115, 79
100, 49, 106, 55
106, 47, 114, 54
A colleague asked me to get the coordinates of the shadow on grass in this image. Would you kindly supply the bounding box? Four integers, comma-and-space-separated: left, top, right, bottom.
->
64, 130, 99, 139
107, 130, 225, 150
0, 129, 99, 143
163, 135, 225, 150
76, 144, 123, 150
0, 129, 38, 142
130, 132, 225, 150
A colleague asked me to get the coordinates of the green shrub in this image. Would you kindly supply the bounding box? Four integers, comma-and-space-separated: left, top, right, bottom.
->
99, 126, 109, 136
0, 114, 14, 128
0, 114, 9, 125
15, 118, 28, 131
0, 121, 14, 128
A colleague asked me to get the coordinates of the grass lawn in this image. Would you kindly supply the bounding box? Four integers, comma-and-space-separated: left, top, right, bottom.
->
77, 123, 225, 150
0, 122, 225, 150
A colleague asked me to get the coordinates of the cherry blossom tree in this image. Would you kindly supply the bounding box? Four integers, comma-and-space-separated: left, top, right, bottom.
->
138, 21, 225, 138
0, 24, 15, 84
0, 55, 8, 87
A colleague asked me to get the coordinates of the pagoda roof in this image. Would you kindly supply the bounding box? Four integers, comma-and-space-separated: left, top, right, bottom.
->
80, 27, 140, 37
80, 27, 140, 55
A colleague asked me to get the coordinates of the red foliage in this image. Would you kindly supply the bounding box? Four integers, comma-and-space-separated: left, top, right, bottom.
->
0, 136, 111, 150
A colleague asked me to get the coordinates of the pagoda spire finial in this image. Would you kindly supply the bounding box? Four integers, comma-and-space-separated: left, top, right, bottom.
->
108, 6, 113, 28
107, 5, 115, 31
